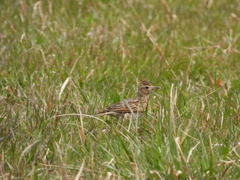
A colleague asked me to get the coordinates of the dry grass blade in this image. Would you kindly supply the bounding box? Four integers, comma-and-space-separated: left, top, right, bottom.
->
74, 158, 85, 180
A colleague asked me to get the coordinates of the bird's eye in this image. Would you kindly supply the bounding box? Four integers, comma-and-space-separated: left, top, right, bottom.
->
145, 86, 149, 89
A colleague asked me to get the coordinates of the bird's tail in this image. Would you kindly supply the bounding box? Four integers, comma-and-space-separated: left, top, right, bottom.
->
94, 109, 106, 116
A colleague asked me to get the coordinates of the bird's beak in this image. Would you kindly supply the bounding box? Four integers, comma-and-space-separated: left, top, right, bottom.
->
152, 86, 160, 90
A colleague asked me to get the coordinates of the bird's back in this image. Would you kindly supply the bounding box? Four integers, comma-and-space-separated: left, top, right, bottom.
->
95, 96, 149, 117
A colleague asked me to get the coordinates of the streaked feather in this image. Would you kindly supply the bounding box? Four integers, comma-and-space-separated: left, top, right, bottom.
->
95, 79, 158, 119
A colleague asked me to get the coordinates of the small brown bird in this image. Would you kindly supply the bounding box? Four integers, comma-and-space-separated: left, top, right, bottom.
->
95, 79, 159, 119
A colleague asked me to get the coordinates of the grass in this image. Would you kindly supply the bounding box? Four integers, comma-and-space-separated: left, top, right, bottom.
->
1, 0, 239, 179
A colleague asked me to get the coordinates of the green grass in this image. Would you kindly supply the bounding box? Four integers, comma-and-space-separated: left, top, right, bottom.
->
1, 0, 239, 179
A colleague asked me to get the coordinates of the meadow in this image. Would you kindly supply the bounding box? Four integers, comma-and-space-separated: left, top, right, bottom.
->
1, 0, 239, 179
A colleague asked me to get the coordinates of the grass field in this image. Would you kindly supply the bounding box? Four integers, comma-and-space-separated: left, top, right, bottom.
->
1, 0, 240, 179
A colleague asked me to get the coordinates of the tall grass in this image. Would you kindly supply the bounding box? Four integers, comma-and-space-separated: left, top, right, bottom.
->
1, 0, 239, 179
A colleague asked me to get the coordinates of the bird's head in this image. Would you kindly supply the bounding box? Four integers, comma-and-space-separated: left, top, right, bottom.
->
137, 79, 159, 97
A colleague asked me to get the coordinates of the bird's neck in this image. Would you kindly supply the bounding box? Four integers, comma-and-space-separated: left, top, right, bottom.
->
137, 92, 149, 99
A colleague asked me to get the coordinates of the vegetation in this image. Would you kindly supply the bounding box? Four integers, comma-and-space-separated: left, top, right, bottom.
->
1, 0, 239, 179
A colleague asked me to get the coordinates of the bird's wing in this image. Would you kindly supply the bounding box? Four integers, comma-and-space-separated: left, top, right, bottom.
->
104, 98, 145, 113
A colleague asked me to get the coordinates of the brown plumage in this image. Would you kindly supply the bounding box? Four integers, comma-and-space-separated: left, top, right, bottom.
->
95, 79, 159, 119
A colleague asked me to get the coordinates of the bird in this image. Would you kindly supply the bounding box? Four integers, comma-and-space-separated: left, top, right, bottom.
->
95, 79, 159, 119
